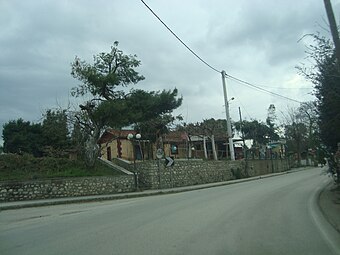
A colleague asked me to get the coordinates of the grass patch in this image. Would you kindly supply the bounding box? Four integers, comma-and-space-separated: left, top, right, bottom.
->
0, 154, 123, 181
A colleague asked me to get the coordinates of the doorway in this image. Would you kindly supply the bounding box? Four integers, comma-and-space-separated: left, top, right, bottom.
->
107, 146, 112, 161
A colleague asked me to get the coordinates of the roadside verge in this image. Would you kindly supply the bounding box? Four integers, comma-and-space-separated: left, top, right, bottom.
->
318, 181, 340, 234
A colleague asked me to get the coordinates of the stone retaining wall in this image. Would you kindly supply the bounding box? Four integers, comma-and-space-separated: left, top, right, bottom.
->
0, 159, 290, 202
0, 175, 135, 202
246, 159, 291, 176
135, 159, 290, 190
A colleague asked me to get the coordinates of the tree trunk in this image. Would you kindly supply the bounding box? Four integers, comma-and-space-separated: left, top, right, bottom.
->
203, 136, 208, 159
211, 135, 218, 160
84, 136, 100, 168
297, 138, 302, 167
189, 142, 193, 158
84, 126, 101, 168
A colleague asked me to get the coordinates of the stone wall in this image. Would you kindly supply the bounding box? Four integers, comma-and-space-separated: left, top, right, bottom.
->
0, 159, 291, 202
246, 159, 291, 176
0, 175, 135, 202
135, 159, 290, 190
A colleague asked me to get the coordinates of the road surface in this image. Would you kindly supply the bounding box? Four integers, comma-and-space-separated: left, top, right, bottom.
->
1, 168, 339, 255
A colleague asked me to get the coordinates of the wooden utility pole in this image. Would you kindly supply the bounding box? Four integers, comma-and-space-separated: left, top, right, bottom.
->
323, 0, 340, 67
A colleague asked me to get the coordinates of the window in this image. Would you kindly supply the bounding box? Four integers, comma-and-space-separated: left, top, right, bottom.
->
171, 144, 178, 154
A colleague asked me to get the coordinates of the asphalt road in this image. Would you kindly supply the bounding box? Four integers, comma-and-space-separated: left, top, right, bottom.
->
1, 168, 340, 255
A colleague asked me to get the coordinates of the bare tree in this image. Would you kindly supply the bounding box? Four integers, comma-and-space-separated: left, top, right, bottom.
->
281, 106, 308, 166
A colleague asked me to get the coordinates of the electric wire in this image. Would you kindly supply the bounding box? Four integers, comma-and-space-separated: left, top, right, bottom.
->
229, 83, 253, 119
226, 74, 302, 103
140, 0, 304, 104
140, 0, 221, 73
254, 85, 313, 90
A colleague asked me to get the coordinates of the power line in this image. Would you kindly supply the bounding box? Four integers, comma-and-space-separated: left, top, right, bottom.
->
140, 0, 303, 104
227, 74, 302, 103
254, 85, 313, 90
140, 0, 221, 73
229, 84, 253, 119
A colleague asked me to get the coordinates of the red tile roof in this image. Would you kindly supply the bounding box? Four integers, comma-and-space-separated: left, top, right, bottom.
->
97, 129, 136, 144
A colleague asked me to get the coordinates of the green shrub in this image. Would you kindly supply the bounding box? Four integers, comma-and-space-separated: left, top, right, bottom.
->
0, 154, 122, 181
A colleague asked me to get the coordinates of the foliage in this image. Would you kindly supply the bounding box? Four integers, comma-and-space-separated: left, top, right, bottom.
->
2, 119, 44, 157
285, 122, 307, 161
126, 89, 182, 122
200, 119, 227, 137
136, 115, 182, 143
234, 119, 275, 146
181, 119, 227, 137
129, 89, 182, 151
315, 54, 340, 152
71, 41, 145, 100
266, 104, 279, 141
0, 154, 122, 181
70, 42, 182, 166
178, 119, 228, 160
197, 119, 228, 160
42, 109, 70, 156
297, 101, 320, 150
297, 33, 340, 152
70, 42, 146, 167
2, 109, 71, 158
282, 106, 309, 166
70, 121, 87, 157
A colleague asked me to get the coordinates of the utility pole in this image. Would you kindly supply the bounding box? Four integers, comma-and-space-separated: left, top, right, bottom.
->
238, 107, 246, 156
221, 71, 235, 161
323, 0, 340, 67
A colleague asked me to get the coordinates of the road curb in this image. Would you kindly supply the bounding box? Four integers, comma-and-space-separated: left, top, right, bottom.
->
0, 168, 308, 211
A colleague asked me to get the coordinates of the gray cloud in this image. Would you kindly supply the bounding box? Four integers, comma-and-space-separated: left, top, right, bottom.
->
0, 0, 338, 145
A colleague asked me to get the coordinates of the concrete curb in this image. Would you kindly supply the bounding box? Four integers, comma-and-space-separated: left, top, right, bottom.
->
0, 168, 308, 211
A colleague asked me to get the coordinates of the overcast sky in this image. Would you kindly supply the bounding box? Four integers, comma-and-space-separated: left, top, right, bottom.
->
1, 0, 339, 145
